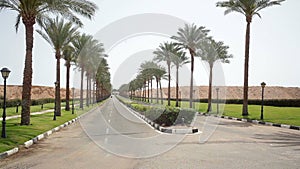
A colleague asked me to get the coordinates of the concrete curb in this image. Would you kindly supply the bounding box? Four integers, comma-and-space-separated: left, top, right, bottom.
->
1, 117, 82, 159
0, 104, 102, 160
117, 98, 199, 134
198, 112, 300, 131
22, 117, 82, 150
0, 148, 19, 159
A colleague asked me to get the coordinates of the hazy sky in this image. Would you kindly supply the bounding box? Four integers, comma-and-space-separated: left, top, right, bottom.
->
0, 0, 299, 89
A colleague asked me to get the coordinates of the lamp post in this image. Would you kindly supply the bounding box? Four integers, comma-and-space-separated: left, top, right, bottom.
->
1, 67, 11, 138
216, 87, 219, 114
53, 81, 58, 120
260, 82, 266, 120
72, 87, 75, 114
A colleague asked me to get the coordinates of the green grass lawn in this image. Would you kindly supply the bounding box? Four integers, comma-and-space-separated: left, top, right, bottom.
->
223, 104, 300, 126
130, 98, 300, 127
0, 102, 102, 153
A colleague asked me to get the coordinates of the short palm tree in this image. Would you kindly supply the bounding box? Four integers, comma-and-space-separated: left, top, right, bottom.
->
198, 38, 232, 112
171, 51, 190, 107
154, 42, 180, 106
172, 24, 209, 108
37, 17, 79, 116
216, 0, 285, 116
0, 0, 97, 125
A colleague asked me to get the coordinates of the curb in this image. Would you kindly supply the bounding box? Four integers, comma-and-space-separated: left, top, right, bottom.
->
0, 117, 81, 159
198, 112, 300, 131
116, 98, 199, 134
0, 105, 102, 160
22, 117, 81, 150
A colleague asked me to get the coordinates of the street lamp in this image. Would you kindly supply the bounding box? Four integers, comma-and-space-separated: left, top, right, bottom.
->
216, 87, 219, 114
72, 87, 75, 114
53, 81, 58, 120
260, 82, 266, 120
1, 67, 11, 138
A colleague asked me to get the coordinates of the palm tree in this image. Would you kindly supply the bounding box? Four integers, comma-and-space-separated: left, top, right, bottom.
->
152, 65, 166, 104
140, 61, 158, 103
172, 24, 209, 108
37, 17, 79, 116
96, 58, 111, 101
88, 44, 105, 104
0, 0, 97, 125
62, 45, 76, 111
171, 51, 190, 107
198, 38, 232, 112
154, 42, 180, 106
216, 0, 285, 116
72, 34, 93, 109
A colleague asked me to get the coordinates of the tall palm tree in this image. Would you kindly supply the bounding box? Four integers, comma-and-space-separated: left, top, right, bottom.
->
140, 61, 158, 103
96, 58, 111, 101
171, 51, 190, 107
0, 0, 97, 125
216, 0, 285, 116
198, 38, 232, 112
84, 39, 103, 107
152, 65, 166, 104
37, 17, 79, 116
154, 42, 180, 106
62, 45, 76, 111
72, 33, 93, 109
172, 24, 209, 108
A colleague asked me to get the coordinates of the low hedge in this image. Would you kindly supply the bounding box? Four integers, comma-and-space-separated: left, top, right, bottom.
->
117, 96, 196, 127
145, 106, 196, 127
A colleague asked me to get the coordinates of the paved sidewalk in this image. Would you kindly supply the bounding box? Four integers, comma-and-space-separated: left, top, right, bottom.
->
0, 109, 54, 121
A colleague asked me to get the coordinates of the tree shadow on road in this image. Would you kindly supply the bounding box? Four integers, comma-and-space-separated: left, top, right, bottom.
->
253, 131, 300, 150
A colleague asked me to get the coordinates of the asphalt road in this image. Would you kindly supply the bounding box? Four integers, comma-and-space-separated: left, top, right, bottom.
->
0, 97, 299, 169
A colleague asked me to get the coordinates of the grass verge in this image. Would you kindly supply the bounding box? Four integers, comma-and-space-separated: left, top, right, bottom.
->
0, 102, 102, 153
125, 97, 300, 127
1, 102, 67, 117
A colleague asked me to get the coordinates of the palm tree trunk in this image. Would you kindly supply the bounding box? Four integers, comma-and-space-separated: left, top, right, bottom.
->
242, 20, 251, 116
93, 80, 95, 103
55, 52, 61, 116
207, 64, 213, 113
150, 78, 153, 103
189, 50, 194, 108
156, 77, 159, 104
159, 79, 163, 105
175, 66, 179, 107
80, 67, 84, 109
65, 62, 70, 111
96, 81, 99, 102
21, 22, 34, 125
167, 63, 171, 106
89, 76, 92, 104
86, 73, 89, 107
147, 80, 150, 102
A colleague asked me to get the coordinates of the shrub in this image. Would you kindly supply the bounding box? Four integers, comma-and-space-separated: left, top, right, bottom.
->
130, 103, 148, 112
145, 106, 196, 127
